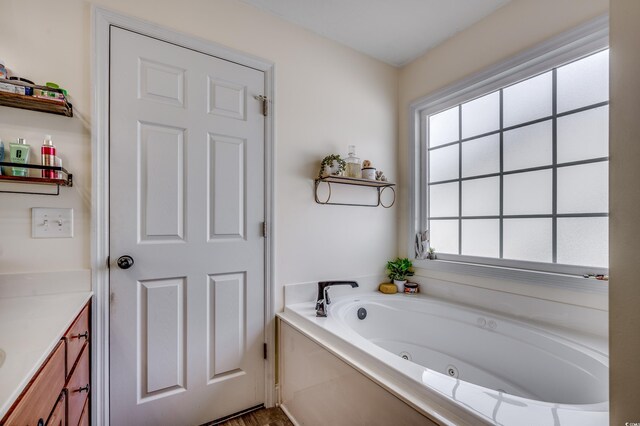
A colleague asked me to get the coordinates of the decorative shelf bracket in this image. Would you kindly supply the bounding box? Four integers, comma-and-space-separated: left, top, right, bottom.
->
314, 175, 396, 208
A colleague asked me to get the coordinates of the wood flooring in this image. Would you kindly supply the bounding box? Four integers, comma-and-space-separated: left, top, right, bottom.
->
213, 407, 293, 426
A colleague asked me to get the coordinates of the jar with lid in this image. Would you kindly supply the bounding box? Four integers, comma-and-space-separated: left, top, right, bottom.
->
345, 145, 362, 178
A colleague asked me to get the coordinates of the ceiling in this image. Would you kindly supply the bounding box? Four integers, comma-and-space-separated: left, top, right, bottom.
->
240, 0, 511, 67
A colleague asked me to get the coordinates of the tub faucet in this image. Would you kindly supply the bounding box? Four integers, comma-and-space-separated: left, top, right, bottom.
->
315, 281, 359, 317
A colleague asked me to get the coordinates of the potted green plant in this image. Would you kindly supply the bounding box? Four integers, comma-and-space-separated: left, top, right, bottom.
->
427, 247, 436, 260
386, 257, 414, 286
319, 154, 346, 178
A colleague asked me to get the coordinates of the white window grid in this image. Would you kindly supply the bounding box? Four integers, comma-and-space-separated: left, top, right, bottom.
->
410, 16, 609, 280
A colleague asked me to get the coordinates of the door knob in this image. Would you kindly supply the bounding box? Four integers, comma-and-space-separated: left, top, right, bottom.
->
117, 255, 134, 269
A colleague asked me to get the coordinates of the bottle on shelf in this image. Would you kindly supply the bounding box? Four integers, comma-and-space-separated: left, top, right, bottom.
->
41, 135, 56, 178
10, 138, 30, 177
345, 145, 362, 178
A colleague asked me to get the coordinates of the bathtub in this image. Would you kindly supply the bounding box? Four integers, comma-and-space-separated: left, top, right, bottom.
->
278, 292, 608, 425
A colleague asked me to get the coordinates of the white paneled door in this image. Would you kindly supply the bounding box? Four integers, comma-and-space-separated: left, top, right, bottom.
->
109, 27, 266, 425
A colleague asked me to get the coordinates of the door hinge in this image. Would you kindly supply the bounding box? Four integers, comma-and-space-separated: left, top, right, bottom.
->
254, 95, 268, 117
106, 256, 110, 268
263, 343, 267, 360
262, 222, 267, 238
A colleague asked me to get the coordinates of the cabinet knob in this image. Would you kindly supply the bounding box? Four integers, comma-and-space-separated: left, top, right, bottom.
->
71, 331, 89, 341
74, 384, 90, 394
117, 255, 134, 269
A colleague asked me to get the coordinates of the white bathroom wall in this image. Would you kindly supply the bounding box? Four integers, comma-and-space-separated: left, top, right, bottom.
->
397, 0, 609, 307
0, 0, 398, 311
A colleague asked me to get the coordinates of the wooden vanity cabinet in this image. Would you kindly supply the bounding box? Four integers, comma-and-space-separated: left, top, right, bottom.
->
65, 345, 89, 426
46, 393, 66, 426
77, 400, 89, 426
1, 302, 90, 426
64, 306, 89, 378
2, 342, 65, 425
63, 303, 90, 426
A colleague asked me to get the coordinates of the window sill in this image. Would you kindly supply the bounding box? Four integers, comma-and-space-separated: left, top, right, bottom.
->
412, 258, 608, 295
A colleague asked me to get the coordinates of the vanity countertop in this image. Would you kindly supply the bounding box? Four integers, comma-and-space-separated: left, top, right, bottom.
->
0, 291, 92, 418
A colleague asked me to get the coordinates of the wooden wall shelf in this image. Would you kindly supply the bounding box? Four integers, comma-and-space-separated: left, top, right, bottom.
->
0, 79, 73, 117
0, 162, 73, 195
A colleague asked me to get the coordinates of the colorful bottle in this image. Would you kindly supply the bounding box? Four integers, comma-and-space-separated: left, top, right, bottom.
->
10, 138, 30, 177
0, 140, 4, 175
41, 135, 56, 178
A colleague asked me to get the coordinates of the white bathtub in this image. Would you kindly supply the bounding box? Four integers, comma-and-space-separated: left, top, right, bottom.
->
278, 292, 608, 425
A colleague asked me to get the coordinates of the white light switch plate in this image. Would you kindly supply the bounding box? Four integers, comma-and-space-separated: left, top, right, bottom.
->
32, 208, 74, 238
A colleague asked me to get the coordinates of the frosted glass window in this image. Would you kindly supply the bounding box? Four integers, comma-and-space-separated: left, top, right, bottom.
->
557, 50, 609, 113
429, 106, 459, 147
503, 72, 552, 127
503, 170, 552, 215
557, 217, 608, 268
429, 220, 459, 254
503, 120, 552, 171
557, 106, 609, 163
461, 91, 500, 138
420, 46, 609, 273
462, 177, 500, 216
429, 144, 459, 182
462, 220, 500, 258
461, 134, 500, 177
429, 182, 459, 217
503, 219, 552, 263
557, 162, 608, 214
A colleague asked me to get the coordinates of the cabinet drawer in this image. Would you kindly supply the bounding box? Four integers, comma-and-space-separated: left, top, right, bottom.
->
64, 304, 89, 377
66, 344, 89, 426
3, 341, 65, 426
78, 398, 89, 426
45, 392, 65, 426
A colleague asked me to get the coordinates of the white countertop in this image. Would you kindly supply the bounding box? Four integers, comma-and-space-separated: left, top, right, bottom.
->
0, 291, 92, 418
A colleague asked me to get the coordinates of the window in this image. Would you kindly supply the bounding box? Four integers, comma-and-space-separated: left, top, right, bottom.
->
411, 19, 609, 278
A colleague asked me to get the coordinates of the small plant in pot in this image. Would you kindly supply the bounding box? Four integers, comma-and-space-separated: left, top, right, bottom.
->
427, 247, 436, 260
319, 154, 346, 178
386, 257, 414, 286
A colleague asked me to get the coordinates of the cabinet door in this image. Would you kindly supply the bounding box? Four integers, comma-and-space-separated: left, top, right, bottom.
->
66, 344, 89, 426
64, 304, 89, 378
3, 341, 65, 425
45, 392, 65, 426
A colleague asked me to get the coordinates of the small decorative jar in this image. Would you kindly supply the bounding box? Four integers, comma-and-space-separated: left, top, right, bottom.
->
403, 282, 419, 294
362, 167, 376, 180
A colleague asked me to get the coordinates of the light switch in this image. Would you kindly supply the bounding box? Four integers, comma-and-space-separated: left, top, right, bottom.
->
32, 208, 74, 238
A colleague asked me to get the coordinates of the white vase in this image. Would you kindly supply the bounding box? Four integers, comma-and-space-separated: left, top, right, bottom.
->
321, 160, 342, 177
393, 279, 407, 287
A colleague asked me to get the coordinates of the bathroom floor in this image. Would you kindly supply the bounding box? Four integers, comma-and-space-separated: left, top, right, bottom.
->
214, 407, 293, 426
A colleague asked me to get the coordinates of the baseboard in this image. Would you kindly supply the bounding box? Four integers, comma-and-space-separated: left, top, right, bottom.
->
279, 403, 300, 426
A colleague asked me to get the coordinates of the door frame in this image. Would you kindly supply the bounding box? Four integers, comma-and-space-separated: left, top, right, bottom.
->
91, 7, 276, 425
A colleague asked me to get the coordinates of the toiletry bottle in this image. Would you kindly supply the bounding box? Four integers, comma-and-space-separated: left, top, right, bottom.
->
0, 59, 7, 79
0, 139, 4, 175
55, 157, 63, 179
345, 145, 362, 178
10, 138, 30, 177
41, 135, 56, 178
